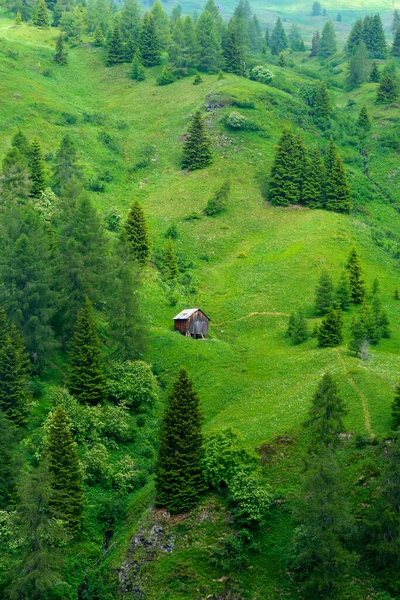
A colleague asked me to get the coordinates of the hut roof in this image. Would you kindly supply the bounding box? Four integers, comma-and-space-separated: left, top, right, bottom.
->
173, 308, 210, 321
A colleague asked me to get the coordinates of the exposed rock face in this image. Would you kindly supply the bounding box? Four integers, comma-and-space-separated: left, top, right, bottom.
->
119, 523, 175, 599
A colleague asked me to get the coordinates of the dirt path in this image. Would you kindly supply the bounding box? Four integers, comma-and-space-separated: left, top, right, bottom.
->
335, 348, 374, 438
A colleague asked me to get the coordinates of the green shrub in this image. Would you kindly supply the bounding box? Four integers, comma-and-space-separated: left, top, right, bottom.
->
156, 66, 175, 86
228, 470, 272, 526
225, 111, 248, 130
250, 65, 273, 84
107, 361, 159, 413
83, 444, 111, 485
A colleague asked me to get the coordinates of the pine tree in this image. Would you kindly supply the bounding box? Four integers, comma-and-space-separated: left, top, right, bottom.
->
11, 130, 31, 159
369, 60, 380, 82
336, 271, 351, 310
393, 25, 400, 56
302, 147, 325, 208
0, 324, 29, 426
325, 137, 338, 174
347, 247, 366, 304
193, 73, 203, 85
325, 155, 352, 213
182, 111, 213, 171
0, 408, 16, 507
346, 41, 369, 88
312, 1, 321, 16
368, 13, 387, 58
377, 74, 398, 103
0, 308, 8, 351
52, 134, 81, 195
93, 25, 105, 46
318, 304, 343, 348
314, 81, 333, 119
310, 31, 320, 57
196, 10, 220, 72
124, 200, 151, 264
131, 50, 145, 80
107, 23, 124, 66
31, 0, 49, 26
223, 21, 245, 76
29, 138, 46, 198
150, 0, 170, 51
15, 11, 22, 24
278, 53, 286, 67
315, 270, 334, 315
156, 65, 175, 86
155, 367, 204, 514
392, 384, 400, 429
163, 238, 179, 280
349, 316, 367, 356
45, 405, 84, 532
287, 311, 309, 344
120, 0, 141, 49
305, 373, 347, 448
139, 13, 161, 67
358, 104, 371, 130
69, 297, 107, 405
54, 32, 67, 65
346, 18, 364, 54
268, 130, 306, 206
393, 9, 400, 34
270, 17, 287, 55
318, 21, 337, 57
289, 23, 305, 52
0, 148, 31, 204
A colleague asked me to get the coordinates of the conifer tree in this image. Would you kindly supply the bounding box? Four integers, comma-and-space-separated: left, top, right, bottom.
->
305, 373, 347, 448
368, 13, 387, 58
155, 367, 204, 514
358, 104, 371, 130
0, 307, 8, 350
314, 81, 333, 120
150, 0, 170, 51
318, 303, 343, 348
11, 130, 31, 159
196, 10, 220, 72
392, 384, 400, 429
393, 9, 400, 34
139, 13, 161, 67
369, 60, 380, 82
124, 200, 151, 264
156, 65, 175, 86
346, 18, 364, 53
107, 23, 124, 65
347, 247, 366, 304
120, 0, 141, 48
69, 297, 107, 405
270, 17, 287, 55
349, 316, 367, 356
325, 137, 338, 174
0, 324, 29, 426
336, 271, 350, 310
377, 74, 398, 102
318, 21, 337, 57
302, 147, 325, 208
346, 41, 369, 88
278, 53, 286, 67
52, 134, 81, 195
289, 23, 305, 52
131, 50, 145, 80
392, 25, 400, 56
193, 73, 203, 85
0, 148, 31, 204
163, 238, 179, 280
32, 0, 49, 26
29, 138, 46, 198
315, 270, 334, 315
312, 1, 321, 16
15, 11, 22, 24
223, 21, 245, 76
268, 130, 306, 206
0, 408, 16, 507
394, 288, 400, 301
54, 32, 67, 65
93, 24, 105, 46
45, 405, 84, 532
182, 111, 213, 171
310, 31, 320, 57
325, 155, 352, 213
287, 311, 309, 344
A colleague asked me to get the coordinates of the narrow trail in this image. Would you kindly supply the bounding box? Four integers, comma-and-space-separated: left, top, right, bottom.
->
335, 348, 374, 438
215, 311, 290, 327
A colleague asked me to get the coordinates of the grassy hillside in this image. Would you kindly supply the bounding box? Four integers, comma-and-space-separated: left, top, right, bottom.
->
1, 10, 400, 598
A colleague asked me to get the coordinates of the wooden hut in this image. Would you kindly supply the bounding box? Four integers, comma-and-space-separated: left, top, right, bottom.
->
173, 308, 210, 338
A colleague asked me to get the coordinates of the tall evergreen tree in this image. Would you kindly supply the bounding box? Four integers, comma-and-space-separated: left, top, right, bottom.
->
377, 73, 398, 102
196, 10, 220, 72
270, 17, 287, 55
0, 148, 30, 204
107, 22, 124, 65
302, 147, 325, 208
358, 104, 371, 130
31, 0, 49, 26
325, 155, 352, 213
150, 0, 170, 51
45, 405, 84, 532
368, 13, 387, 58
310, 30, 320, 57
93, 24, 105, 46
346, 41, 369, 88
287, 310, 309, 344
29, 138, 46, 198
393, 25, 400, 56
314, 81, 333, 119
52, 134, 81, 195
131, 50, 145, 80
369, 60, 380, 82
124, 200, 151, 264
349, 315, 367, 356
392, 9, 400, 34
155, 367, 204, 514
312, 1, 322, 16
11, 130, 31, 159
346, 18, 364, 53
346, 247, 366, 304
318, 303, 343, 347
305, 373, 347, 448
336, 271, 351, 310
0, 324, 29, 426
223, 20, 245, 76
139, 13, 161, 67
182, 111, 213, 171
0, 307, 8, 350
289, 23, 305, 52
69, 297, 107, 405
318, 21, 337, 57
120, 0, 141, 49
315, 270, 334, 315
268, 130, 306, 206
54, 32, 67, 65
0, 408, 16, 507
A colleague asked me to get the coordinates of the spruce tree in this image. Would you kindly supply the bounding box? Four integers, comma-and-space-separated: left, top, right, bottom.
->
346, 41, 369, 88
349, 316, 367, 356
69, 297, 107, 405
93, 25, 105, 47
325, 155, 352, 213
347, 247, 366, 304
124, 200, 151, 264
156, 65, 175, 86
325, 137, 338, 174
302, 147, 325, 208
11, 130, 31, 159
392, 384, 400, 429
312, 1, 321, 16
193, 73, 203, 85
196, 10, 220, 72
377, 74, 398, 103
318, 21, 337, 57
52, 134, 81, 195
0, 324, 29, 426
314, 81, 333, 120
139, 13, 161, 67
393, 9, 400, 34
278, 53, 286, 67
270, 17, 287, 55
358, 104, 371, 130
0, 408, 16, 507
287, 311, 309, 344
131, 50, 145, 80
155, 367, 204, 514
120, 0, 141, 49
315, 270, 334, 315
318, 303, 343, 348
54, 32, 67, 65
0, 148, 31, 204
0, 308, 8, 350
369, 60, 380, 82
223, 21, 245, 76
368, 13, 387, 58
346, 18, 364, 54
45, 405, 84, 532
29, 138, 46, 198
310, 31, 320, 57
182, 111, 213, 171
393, 25, 400, 56
15, 11, 22, 24
268, 130, 306, 206
107, 23, 124, 66
305, 373, 347, 448
336, 271, 350, 310
163, 238, 179, 280
150, 0, 170, 51
32, 0, 49, 26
